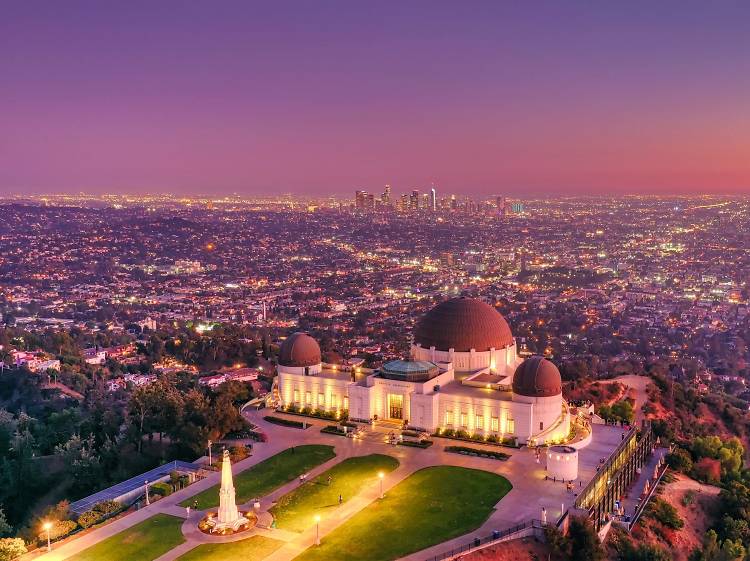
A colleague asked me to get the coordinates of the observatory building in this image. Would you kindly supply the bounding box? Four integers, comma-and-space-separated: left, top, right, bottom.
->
277, 297, 569, 445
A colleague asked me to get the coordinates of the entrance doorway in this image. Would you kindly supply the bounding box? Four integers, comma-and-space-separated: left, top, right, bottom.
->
388, 394, 403, 420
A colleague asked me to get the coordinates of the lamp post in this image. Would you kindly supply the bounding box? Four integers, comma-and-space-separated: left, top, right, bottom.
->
43, 522, 52, 552
378, 471, 384, 499
145, 480, 150, 506
314, 514, 321, 546
208, 440, 213, 466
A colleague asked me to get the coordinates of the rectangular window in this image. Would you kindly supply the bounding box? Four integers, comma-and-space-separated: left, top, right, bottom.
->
491, 416, 499, 432
293, 389, 300, 403
343, 396, 349, 410
318, 393, 325, 408
507, 418, 515, 434
445, 410, 453, 426
460, 413, 468, 428
540, 421, 544, 431
305, 391, 312, 404
475, 415, 483, 429
331, 394, 338, 409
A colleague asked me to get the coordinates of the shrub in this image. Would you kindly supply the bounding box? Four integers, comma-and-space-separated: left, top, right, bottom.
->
681, 490, 696, 507
693, 457, 721, 484
38, 519, 77, 542
620, 543, 671, 561
93, 500, 121, 515
150, 482, 172, 497
229, 445, 250, 462
0, 538, 26, 561
648, 498, 683, 530
321, 425, 346, 436
398, 439, 433, 449
77, 510, 105, 529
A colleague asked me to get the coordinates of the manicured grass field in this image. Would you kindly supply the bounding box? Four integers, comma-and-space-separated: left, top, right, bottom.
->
270, 454, 399, 532
175, 535, 283, 561
181, 445, 336, 509
68, 514, 185, 561
293, 466, 512, 561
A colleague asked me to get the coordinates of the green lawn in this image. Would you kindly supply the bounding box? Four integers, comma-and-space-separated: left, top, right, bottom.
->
181, 445, 336, 509
293, 466, 512, 561
68, 514, 185, 561
175, 535, 283, 561
270, 454, 399, 532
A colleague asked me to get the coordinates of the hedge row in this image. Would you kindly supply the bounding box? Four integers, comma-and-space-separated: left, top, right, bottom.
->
433, 429, 519, 448
445, 445, 511, 461
281, 406, 349, 421
398, 439, 433, 449
264, 415, 306, 429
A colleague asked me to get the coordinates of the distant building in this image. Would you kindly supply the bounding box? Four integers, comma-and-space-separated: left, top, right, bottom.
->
84, 347, 107, 365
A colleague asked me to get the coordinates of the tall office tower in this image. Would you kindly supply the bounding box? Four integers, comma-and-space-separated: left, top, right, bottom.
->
399, 193, 409, 212
450, 194, 457, 210
382, 184, 392, 205
366, 192, 375, 210
421, 193, 429, 210
410, 189, 420, 211
430, 187, 437, 211
355, 190, 366, 209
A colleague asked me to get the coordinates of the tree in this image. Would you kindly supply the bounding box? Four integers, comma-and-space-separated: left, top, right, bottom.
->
611, 400, 635, 424
0, 538, 26, 561
127, 384, 160, 452
0, 509, 11, 538
667, 447, 693, 473
543, 525, 568, 559
567, 516, 604, 561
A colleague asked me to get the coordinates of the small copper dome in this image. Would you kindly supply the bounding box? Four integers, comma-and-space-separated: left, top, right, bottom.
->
279, 332, 321, 367
512, 356, 562, 397
413, 297, 514, 352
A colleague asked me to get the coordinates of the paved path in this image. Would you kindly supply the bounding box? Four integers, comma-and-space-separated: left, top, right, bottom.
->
35, 410, 626, 561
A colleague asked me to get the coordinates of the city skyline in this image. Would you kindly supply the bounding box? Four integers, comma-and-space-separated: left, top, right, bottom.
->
2, 1, 749, 196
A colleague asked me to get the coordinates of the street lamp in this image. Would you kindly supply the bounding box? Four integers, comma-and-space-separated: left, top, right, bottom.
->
314, 514, 321, 546
145, 480, 150, 506
208, 440, 213, 466
43, 521, 52, 552
378, 471, 384, 499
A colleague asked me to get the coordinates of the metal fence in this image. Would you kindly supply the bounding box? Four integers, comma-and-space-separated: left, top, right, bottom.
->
427, 519, 543, 561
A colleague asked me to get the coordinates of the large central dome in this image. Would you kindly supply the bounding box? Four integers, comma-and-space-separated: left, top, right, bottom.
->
413, 297, 514, 352
279, 332, 321, 367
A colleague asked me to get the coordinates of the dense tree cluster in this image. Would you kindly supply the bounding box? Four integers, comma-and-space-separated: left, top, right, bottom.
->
0, 368, 253, 542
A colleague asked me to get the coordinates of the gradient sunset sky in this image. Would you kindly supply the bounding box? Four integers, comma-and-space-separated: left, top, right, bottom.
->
1, 1, 748, 196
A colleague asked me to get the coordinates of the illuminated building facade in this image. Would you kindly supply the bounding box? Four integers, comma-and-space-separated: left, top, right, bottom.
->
277, 298, 570, 445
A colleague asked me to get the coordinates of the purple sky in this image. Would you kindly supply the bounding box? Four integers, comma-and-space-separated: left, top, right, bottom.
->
1, 1, 749, 196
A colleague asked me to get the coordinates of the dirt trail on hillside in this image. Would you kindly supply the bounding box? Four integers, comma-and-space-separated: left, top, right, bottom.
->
611, 375, 652, 423
660, 474, 720, 560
